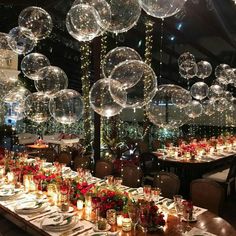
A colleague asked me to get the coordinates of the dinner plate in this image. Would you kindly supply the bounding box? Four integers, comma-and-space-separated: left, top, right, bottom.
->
42, 215, 78, 232
15, 200, 48, 214
0, 188, 22, 201
182, 216, 197, 222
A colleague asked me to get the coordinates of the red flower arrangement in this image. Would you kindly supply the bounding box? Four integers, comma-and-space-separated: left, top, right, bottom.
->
95, 188, 128, 217
21, 164, 39, 176
33, 173, 59, 191
139, 200, 165, 231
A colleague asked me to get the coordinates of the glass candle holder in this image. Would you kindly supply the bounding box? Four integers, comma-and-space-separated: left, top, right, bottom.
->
117, 215, 123, 227
122, 218, 132, 232
77, 199, 84, 210
106, 209, 116, 225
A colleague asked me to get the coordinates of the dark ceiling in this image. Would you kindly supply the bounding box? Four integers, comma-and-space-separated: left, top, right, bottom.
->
0, 0, 236, 94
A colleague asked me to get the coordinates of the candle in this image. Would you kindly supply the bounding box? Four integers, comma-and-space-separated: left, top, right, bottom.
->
85, 206, 92, 219
117, 215, 123, 227
77, 200, 84, 210
52, 193, 58, 205
0, 167, 5, 178
24, 178, 30, 192
122, 218, 132, 232
7, 172, 14, 183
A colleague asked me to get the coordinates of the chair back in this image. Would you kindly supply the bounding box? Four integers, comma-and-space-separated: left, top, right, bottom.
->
95, 160, 113, 178
140, 152, 160, 175
227, 157, 236, 181
152, 140, 161, 151
190, 179, 224, 215
44, 148, 57, 162
57, 151, 71, 165
121, 164, 143, 188
153, 171, 180, 198
73, 154, 92, 170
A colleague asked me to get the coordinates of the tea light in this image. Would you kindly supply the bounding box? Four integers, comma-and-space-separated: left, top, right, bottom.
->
122, 218, 132, 232
117, 215, 123, 227
77, 200, 84, 210
85, 194, 92, 207
7, 172, 14, 183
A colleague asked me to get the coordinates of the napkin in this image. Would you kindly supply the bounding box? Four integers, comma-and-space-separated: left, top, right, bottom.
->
183, 227, 216, 236
42, 214, 64, 226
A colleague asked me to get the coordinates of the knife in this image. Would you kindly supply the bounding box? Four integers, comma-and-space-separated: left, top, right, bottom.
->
73, 227, 93, 236
59, 225, 85, 236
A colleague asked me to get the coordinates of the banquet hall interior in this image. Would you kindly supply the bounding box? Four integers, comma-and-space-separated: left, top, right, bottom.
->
0, 0, 236, 235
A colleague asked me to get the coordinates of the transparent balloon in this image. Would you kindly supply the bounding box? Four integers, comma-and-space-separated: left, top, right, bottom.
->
213, 97, 229, 112
202, 99, 215, 116
209, 84, 224, 96
147, 84, 188, 129
7, 27, 35, 55
215, 64, 230, 79
139, 0, 186, 19
18, 6, 53, 40
89, 78, 126, 117
196, 61, 212, 79
4, 86, 30, 103
35, 66, 68, 96
171, 87, 192, 108
106, 0, 141, 34
21, 53, 50, 80
72, 0, 111, 31
213, 77, 228, 90
5, 102, 25, 121
190, 82, 209, 100
0, 32, 14, 61
229, 97, 236, 112
66, 4, 101, 42
49, 89, 84, 124
178, 52, 195, 71
225, 68, 236, 85
24, 92, 50, 123
102, 47, 142, 78
110, 61, 157, 108
184, 100, 202, 119
179, 62, 198, 79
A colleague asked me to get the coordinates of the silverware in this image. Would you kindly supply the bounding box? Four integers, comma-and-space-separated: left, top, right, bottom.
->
59, 225, 84, 236
73, 227, 92, 235
28, 209, 51, 219
30, 211, 56, 221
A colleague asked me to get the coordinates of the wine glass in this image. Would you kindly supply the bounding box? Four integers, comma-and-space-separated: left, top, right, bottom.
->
151, 187, 161, 202
139, 206, 148, 235
143, 185, 151, 201
114, 177, 122, 188
128, 207, 140, 235
173, 195, 184, 233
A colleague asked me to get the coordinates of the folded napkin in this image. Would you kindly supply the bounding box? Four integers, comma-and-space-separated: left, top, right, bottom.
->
183, 227, 216, 236
42, 214, 64, 226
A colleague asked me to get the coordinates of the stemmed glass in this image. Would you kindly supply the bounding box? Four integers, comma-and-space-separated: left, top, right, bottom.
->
173, 195, 184, 233
151, 187, 161, 202
139, 206, 148, 235
143, 185, 151, 201
128, 207, 140, 235
114, 177, 122, 188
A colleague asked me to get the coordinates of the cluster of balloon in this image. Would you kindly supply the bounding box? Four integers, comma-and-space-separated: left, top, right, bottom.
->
7, 7, 52, 54
184, 100, 203, 119
66, 0, 141, 41
89, 47, 157, 117
147, 84, 189, 129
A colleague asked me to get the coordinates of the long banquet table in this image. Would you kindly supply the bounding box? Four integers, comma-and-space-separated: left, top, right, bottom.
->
0, 163, 235, 236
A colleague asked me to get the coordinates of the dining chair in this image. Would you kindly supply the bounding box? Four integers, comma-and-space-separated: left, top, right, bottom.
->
56, 151, 72, 166
95, 160, 113, 178
152, 140, 161, 151
73, 154, 92, 170
121, 164, 143, 188
190, 179, 225, 215
43, 148, 57, 163
202, 158, 236, 196
153, 171, 180, 198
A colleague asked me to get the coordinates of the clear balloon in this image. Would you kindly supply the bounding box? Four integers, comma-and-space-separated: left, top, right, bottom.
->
66, 4, 101, 42
196, 61, 212, 79
213, 77, 228, 89
215, 64, 230, 79
139, 0, 186, 19
225, 68, 236, 85
24, 92, 50, 123
178, 52, 195, 71
147, 84, 188, 129
229, 97, 236, 112
4, 86, 30, 103
102, 47, 142, 78
0, 70, 20, 84
21, 53, 50, 80
89, 78, 126, 117
72, 0, 111, 31
213, 97, 229, 112
179, 62, 198, 79
49, 89, 84, 124
110, 61, 157, 108
209, 84, 224, 96
5, 102, 25, 121
202, 99, 215, 116
184, 100, 202, 119
7, 27, 35, 55
106, 0, 141, 34
0, 33, 14, 61
171, 87, 192, 108
18, 6, 53, 40
190, 82, 209, 100
35, 66, 68, 96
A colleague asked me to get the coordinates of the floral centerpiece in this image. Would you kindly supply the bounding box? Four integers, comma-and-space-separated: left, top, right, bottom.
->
33, 173, 60, 191
139, 200, 165, 232
94, 188, 128, 217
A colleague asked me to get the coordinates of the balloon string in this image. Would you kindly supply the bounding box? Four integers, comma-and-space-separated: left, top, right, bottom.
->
159, 18, 164, 81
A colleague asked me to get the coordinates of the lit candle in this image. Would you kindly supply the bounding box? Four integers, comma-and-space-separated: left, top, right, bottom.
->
24, 178, 30, 192
122, 218, 132, 232
85, 206, 92, 219
77, 200, 84, 210
117, 215, 123, 227
0, 167, 5, 178
52, 193, 58, 205
7, 172, 14, 183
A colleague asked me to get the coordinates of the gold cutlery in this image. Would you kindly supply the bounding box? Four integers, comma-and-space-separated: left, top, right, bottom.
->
73, 227, 92, 236
59, 225, 85, 236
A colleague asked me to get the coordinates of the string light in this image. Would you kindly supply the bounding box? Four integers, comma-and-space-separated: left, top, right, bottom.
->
80, 42, 93, 152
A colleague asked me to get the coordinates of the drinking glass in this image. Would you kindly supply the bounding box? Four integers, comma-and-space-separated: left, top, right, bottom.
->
114, 177, 122, 188
173, 195, 184, 232
105, 175, 114, 186
143, 185, 151, 201
128, 207, 140, 235
139, 207, 148, 235
151, 187, 161, 202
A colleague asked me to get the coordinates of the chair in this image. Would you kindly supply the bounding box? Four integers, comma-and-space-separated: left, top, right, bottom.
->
43, 148, 57, 163
73, 154, 92, 170
153, 171, 180, 198
95, 160, 113, 178
203, 158, 236, 196
190, 179, 225, 215
140, 152, 160, 182
57, 151, 71, 166
121, 164, 143, 188
152, 140, 161, 151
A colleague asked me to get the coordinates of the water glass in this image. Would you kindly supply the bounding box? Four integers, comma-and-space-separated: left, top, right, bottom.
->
143, 185, 151, 201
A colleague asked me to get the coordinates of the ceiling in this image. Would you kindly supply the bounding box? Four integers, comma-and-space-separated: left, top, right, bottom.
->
0, 0, 236, 94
